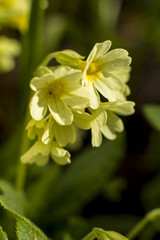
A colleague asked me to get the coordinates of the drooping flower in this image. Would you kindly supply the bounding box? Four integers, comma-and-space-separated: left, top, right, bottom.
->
23, 113, 73, 166
90, 101, 135, 147
41, 115, 76, 147
0, 36, 21, 73
30, 66, 90, 125
21, 140, 71, 166
26, 118, 46, 140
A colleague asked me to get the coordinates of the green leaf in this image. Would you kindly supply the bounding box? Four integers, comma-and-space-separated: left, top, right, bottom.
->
143, 104, 160, 131
16, 218, 46, 240
0, 179, 27, 216
0, 180, 48, 240
26, 165, 61, 220
48, 135, 125, 219
0, 226, 8, 240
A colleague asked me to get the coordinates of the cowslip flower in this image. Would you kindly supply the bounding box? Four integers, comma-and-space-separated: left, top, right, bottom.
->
0, 36, 21, 73
30, 66, 90, 125
26, 118, 46, 140
21, 140, 71, 166
26, 114, 76, 148
41, 115, 76, 147
90, 101, 135, 147
80, 41, 132, 109
53, 40, 132, 109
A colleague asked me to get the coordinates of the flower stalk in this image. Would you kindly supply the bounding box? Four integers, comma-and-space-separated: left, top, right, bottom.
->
15, 0, 45, 190
127, 208, 160, 239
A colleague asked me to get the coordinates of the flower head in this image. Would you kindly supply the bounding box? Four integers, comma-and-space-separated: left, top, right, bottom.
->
90, 101, 135, 147
30, 66, 90, 125
21, 140, 71, 166
22, 41, 135, 167
53, 40, 132, 109
80, 41, 132, 109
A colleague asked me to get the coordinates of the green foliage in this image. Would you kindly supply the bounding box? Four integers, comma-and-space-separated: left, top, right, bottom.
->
47, 135, 125, 220
16, 218, 46, 240
143, 104, 160, 131
0, 180, 48, 240
2, 0, 160, 239
0, 180, 27, 216
0, 226, 8, 240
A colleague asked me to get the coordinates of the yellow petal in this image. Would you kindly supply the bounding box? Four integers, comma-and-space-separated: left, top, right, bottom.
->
30, 92, 47, 121
48, 99, 73, 125
54, 123, 76, 147
91, 121, 102, 147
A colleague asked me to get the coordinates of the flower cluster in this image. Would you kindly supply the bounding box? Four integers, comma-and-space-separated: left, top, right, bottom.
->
21, 40, 135, 166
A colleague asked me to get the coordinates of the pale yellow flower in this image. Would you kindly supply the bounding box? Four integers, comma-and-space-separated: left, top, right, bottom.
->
53, 41, 131, 109
0, 36, 21, 73
26, 118, 46, 140
30, 66, 90, 125
21, 140, 71, 166
90, 101, 135, 147
72, 109, 93, 130
81, 41, 132, 109
41, 115, 76, 147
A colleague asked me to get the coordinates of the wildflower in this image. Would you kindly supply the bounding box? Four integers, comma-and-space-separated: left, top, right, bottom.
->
30, 66, 90, 125
72, 109, 93, 130
0, 36, 21, 73
81, 41, 132, 108
90, 101, 135, 147
21, 140, 71, 166
53, 41, 132, 109
26, 118, 46, 140
22, 41, 135, 167
41, 115, 76, 147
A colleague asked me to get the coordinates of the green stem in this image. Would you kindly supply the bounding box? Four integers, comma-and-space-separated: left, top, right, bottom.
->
81, 232, 94, 240
127, 208, 160, 239
15, 106, 30, 191
35, 52, 56, 72
16, 0, 45, 191
127, 217, 148, 239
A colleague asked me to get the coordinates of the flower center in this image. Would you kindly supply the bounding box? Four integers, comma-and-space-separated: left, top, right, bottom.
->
48, 80, 65, 99
87, 62, 100, 75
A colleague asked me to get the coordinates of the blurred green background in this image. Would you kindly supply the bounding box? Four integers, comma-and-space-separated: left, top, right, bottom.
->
1, 0, 160, 239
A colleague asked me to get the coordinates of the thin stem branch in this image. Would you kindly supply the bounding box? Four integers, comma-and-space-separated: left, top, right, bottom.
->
127, 208, 160, 239
81, 232, 95, 240
16, 0, 44, 191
